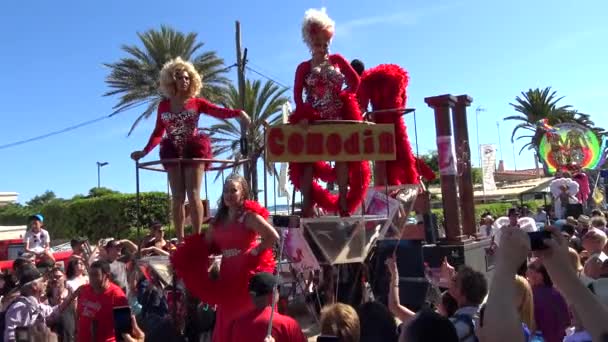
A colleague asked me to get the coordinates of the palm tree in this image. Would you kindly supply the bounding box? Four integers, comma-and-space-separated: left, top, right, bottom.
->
203, 79, 290, 200
104, 25, 231, 134
505, 87, 606, 155
505, 87, 576, 154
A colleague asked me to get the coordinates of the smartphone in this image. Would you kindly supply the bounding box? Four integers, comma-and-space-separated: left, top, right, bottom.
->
15, 327, 29, 342
273, 215, 300, 228
528, 230, 552, 251
317, 336, 340, 342
113, 306, 133, 341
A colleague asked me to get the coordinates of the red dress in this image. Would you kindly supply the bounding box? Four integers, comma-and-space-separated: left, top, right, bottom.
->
171, 201, 275, 342
142, 98, 241, 168
288, 54, 371, 214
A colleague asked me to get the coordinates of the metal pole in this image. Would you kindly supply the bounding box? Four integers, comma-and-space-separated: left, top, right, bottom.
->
135, 161, 141, 253
97, 163, 101, 188
496, 121, 504, 161
512, 142, 518, 170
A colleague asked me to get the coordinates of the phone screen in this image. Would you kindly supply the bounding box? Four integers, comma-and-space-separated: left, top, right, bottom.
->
317, 336, 340, 342
113, 306, 132, 341
528, 230, 552, 251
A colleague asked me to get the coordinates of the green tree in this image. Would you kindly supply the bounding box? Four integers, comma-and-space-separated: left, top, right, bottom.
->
88, 187, 120, 198
26, 190, 58, 208
104, 25, 231, 134
203, 79, 290, 200
504, 87, 605, 155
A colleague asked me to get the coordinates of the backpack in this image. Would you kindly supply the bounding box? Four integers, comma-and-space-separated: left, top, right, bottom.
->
452, 313, 479, 342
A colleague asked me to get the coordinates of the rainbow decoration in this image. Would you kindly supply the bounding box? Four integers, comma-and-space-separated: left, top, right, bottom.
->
538, 123, 603, 174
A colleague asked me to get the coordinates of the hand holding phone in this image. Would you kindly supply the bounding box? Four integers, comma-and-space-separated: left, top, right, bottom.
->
528, 230, 552, 251
113, 306, 133, 341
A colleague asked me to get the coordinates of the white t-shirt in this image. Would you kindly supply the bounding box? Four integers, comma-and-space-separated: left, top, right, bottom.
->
23, 229, 50, 254
66, 276, 89, 293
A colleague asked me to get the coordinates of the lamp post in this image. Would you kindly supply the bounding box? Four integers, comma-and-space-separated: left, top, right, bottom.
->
97, 162, 109, 188
475, 106, 486, 202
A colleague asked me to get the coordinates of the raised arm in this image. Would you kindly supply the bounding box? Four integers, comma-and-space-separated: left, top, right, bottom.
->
142, 106, 166, 155
197, 98, 241, 119
332, 54, 360, 93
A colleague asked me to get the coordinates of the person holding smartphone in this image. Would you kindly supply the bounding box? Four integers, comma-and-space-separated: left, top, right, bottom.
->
76, 260, 128, 342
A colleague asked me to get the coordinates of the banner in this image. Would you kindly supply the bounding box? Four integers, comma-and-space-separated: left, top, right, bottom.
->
437, 136, 457, 176
278, 162, 289, 198
283, 228, 320, 273
265, 123, 396, 162
480, 144, 497, 192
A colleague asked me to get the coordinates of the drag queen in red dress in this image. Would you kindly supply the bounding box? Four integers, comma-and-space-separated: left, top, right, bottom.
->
171, 174, 278, 342
358, 64, 436, 186
131, 57, 250, 241
289, 8, 371, 217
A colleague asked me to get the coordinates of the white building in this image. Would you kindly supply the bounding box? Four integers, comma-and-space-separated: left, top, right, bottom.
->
0, 192, 18, 206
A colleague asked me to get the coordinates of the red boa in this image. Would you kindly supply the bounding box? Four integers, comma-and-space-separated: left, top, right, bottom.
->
359, 64, 437, 184
288, 91, 371, 214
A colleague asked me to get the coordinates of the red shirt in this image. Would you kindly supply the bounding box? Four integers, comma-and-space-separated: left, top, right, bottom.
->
227, 306, 306, 342
76, 282, 128, 342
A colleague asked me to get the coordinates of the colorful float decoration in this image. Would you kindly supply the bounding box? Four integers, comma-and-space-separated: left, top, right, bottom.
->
538, 122, 605, 174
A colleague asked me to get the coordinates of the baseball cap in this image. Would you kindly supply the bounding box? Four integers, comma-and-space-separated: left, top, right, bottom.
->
248, 272, 277, 297
28, 214, 44, 223
19, 265, 43, 286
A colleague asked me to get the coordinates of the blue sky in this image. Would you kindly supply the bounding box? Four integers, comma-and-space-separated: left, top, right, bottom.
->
1, 0, 606, 205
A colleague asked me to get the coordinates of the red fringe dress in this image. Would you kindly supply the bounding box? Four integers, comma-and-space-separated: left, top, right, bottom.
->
170, 201, 275, 342
142, 98, 241, 168
288, 54, 371, 215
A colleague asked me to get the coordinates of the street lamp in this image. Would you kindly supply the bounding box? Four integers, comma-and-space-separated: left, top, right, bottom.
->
97, 161, 109, 188
475, 106, 487, 202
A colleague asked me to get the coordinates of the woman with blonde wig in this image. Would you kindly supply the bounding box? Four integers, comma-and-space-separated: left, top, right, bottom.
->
131, 57, 250, 241
288, 8, 370, 217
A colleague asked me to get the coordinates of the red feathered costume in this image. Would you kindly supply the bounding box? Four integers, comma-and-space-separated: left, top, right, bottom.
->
171, 200, 275, 342
289, 54, 371, 215
359, 64, 435, 185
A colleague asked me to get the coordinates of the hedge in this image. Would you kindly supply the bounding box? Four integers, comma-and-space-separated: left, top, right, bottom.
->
431, 200, 544, 230
0, 192, 170, 242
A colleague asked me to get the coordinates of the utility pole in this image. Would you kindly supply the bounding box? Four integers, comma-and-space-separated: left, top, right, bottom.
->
496, 121, 504, 162
235, 21, 251, 189
96, 161, 108, 188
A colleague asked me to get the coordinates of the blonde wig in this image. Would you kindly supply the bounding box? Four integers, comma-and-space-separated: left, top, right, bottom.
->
514, 275, 536, 332
301, 7, 335, 47
320, 303, 360, 342
159, 57, 202, 98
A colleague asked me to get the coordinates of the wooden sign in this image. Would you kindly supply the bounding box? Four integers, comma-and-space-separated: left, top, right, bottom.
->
265, 123, 396, 162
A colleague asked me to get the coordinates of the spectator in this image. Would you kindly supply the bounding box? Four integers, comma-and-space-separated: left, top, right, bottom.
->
65, 258, 88, 293
399, 309, 458, 342
591, 209, 604, 218
581, 228, 607, 261
69, 237, 88, 261
448, 266, 488, 342
76, 260, 128, 342
567, 247, 593, 286
143, 286, 189, 342
46, 267, 76, 342
4, 265, 77, 342
140, 223, 174, 257
526, 259, 570, 342
227, 272, 305, 342
576, 215, 591, 237
591, 216, 607, 232
320, 303, 360, 342
514, 275, 535, 337
479, 215, 494, 238
102, 239, 136, 293
534, 207, 548, 223
561, 224, 583, 252
357, 301, 398, 342
23, 214, 55, 265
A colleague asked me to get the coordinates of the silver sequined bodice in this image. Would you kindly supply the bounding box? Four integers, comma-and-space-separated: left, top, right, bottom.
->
304, 61, 346, 120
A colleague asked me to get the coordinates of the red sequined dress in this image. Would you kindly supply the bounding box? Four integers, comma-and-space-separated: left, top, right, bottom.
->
142, 98, 241, 167
170, 201, 275, 342
288, 54, 371, 214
